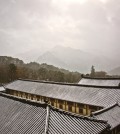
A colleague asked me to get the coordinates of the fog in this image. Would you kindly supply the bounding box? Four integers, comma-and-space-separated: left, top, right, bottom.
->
0, 0, 120, 62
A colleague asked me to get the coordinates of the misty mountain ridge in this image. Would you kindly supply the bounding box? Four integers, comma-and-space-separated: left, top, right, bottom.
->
37, 51, 68, 69
0, 56, 80, 74
108, 66, 120, 76
15, 47, 49, 63
0, 46, 120, 75
37, 46, 118, 73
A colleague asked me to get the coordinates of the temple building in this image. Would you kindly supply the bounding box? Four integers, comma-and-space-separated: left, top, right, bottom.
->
0, 92, 110, 134
1, 78, 120, 134
78, 76, 120, 87
4, 79, 120, 116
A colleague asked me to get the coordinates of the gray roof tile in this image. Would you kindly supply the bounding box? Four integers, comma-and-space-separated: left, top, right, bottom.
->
0, 93, 46, 134
0, 86, 5, 91
0, 93, 109, 134
79, 77, 120, 87
92, 103, 120, 130
48, 107, 109, 134
5, 79, 120, 107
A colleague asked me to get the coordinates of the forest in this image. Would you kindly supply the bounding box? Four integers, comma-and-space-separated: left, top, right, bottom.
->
0, 56, 81, 83
0, 56, 112, 84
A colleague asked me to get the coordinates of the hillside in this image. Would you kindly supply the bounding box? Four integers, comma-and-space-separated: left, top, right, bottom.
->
37, 46, 116, 73
0, 56, 24, 65
26, 62, 74, 74
0, 56, 81, 83
37, 51, 67, 69
108, 67, 120, 76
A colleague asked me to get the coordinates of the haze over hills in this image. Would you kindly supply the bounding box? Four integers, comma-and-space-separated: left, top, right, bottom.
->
15, 47, 48, 63
1, 46, 120, 75
11, 45, 120, 73
108, 66, 120, 76
37, 51, 68, 69
37, 46, 118, 73
0, 0, 120, 74
0, 0, 120, 62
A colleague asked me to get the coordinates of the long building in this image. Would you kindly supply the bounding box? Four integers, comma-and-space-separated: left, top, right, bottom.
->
0, 92, 110, 134
78, 76, 120, 87
5, 79, 120, 116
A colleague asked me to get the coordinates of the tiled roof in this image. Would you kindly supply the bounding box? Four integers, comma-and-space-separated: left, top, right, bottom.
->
0, 93, 109, 134
0, 86, 5, 91
5, 79, 120, 107
48, 107, 109, 134
0, 93, 46, 134
92, 103, 120, 130
78, 77, 120, 87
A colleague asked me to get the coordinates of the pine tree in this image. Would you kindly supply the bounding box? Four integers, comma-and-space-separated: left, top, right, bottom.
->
90, 65, 95, 77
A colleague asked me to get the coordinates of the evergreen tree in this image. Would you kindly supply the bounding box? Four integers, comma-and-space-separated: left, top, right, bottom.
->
90, 65, 95, 77
9, 63, 17, 81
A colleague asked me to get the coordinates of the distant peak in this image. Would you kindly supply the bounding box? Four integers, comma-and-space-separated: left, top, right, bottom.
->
53, 45, 83, 52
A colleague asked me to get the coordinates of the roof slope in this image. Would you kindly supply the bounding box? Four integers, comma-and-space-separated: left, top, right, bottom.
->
0, 93, 109, 134
48, 108, 109, 134
0, 94, 46, 134
92, 104, 120, 130
79, 77, 120, 87
5, 79, 120, 107
0, 86, 5, 91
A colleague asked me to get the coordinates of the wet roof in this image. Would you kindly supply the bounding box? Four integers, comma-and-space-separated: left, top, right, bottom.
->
0, 93, 46, 134
78, 77, 120, 87
5, 79, 120, 107
0, 93, 109, 134
48, 107, 109, 134
92, 103, 120, 130
0, 86, 5, 91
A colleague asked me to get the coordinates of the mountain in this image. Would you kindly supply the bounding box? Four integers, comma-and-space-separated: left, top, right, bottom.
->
15, 47, 48, 63
108, 66, 120, 76
37, 46, 117, 73
37, 51, 68, 69
0, 56, 24, 65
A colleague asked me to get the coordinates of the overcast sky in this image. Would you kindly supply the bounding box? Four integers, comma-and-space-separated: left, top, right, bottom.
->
0, 0, 120, 60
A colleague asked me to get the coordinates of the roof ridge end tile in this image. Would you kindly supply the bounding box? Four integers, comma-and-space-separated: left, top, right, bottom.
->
91, 103, 118, 116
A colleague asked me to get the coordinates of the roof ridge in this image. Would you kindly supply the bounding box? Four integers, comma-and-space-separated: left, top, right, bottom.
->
91, 103, 119, 116
17, 78, 120, 89
82, 76, 120, 80
45, 105, 50, 134
48, 104, 108, 124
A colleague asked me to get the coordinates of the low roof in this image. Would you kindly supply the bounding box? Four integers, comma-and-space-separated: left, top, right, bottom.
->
0, 93, 46, 134
78, 77, 120, 87
0, 93, 109, 134
5, 79, 120, 107
92, 103, 120, 130
0, 86, 5, 91
48, 107, 109, 134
